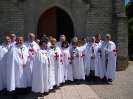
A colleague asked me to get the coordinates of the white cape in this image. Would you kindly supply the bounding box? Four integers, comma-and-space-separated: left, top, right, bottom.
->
83, 43, 98, 76
32, 49, 49, 93
95, 41, 105, 79
0, 46, 8, 90
101, 41, 117, 80
49, 47, 64, 86
25, 41, 40, 87
6, 45, 29, 91
61, 47, 73, 81
71, 47, 85, 80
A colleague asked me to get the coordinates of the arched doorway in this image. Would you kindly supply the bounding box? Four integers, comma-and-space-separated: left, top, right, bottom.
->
37, 6, 74, 42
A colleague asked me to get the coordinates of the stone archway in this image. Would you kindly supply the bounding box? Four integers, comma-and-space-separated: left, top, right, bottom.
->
37, 6, 74, 42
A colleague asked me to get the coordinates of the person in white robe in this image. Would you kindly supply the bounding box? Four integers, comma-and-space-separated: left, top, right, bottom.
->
2, 36, 12, 50
47, 36, 53, 48
61, 41, 73, 82
6, 36, 29, 91
0, 36, 11, 90
83, 37, 98, 78
56, 34, 67, 48
25, 33, 40, 87
9, 33, 16, 46
35, 38, 40, 45
70, 37, 85, 80
32, 39, 49, 94
79, 37, 87, 51
94, 33, 105, 79
0, 46, 8, 91
101, 34, 117, 81
49, 38, 64, 87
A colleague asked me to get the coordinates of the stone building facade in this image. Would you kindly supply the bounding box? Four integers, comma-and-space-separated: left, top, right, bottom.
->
0, 0, 128, 70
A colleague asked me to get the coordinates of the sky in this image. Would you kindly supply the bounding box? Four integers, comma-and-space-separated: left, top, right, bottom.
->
125, 0, 130, 4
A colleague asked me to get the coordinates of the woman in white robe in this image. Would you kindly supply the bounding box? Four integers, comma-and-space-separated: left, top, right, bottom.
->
61, 41, 73, 81
70, 39, 85, 80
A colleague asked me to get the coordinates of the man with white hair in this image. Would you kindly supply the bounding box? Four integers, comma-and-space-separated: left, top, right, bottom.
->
100, 34, 117, 82
25, 32, 40, 87
49, 38, 64, 87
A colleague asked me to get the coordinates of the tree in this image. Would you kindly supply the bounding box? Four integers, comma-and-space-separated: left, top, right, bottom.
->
126, 1, 133, 60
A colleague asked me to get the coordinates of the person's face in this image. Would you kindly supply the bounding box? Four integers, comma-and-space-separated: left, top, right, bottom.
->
17, 37, 24, 45
86, 37, 90, 43
96, 34, 101, 41
28, 33, 35, 42
5, 36, 11, 44
36, 39, 40, 44
105, 36, 110, 42
72, 42, 78, 48
63, 43, 67, 48
41, 42, 47, 49
49, 36, 53, 41
60, 35, 66, 42
91, 37, 95, 43
10, 34, 16, 42
51, 39, 57, 46
81, 38, 86, 45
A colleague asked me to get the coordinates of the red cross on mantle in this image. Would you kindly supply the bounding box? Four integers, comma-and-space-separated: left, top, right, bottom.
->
54, 52, 59, 60
68, 56, 74, 64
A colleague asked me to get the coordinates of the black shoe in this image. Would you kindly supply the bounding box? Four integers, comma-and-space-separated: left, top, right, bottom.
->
108, 79, 113, 82
43, 92, 49, 96
37, 93, 44, 97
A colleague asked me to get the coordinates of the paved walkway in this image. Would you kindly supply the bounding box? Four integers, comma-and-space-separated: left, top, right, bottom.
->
0, 62, 133, 99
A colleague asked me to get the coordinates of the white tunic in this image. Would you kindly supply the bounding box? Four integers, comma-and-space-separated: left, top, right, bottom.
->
70, 47, 85, 80
95, 41, 105, 79
32, 49, 49, 93
0, 46, 8, 90
2, 43, 12, 50
25, 41, 40, 87
49, 47, 64, 86
6, 44, 29, 91
61, 47, 73, 81
48, 49, 56, 89
101, 41, 117, 81
83, 43, 98, 76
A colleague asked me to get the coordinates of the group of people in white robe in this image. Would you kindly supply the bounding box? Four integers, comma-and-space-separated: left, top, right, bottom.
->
0, 32, 117, 95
